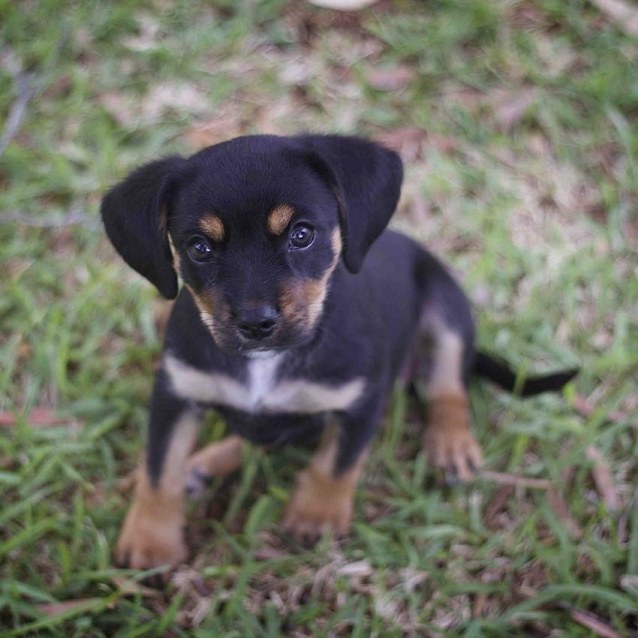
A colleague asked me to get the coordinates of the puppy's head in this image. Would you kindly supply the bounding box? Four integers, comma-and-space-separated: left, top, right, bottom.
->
101, 135, 402, 355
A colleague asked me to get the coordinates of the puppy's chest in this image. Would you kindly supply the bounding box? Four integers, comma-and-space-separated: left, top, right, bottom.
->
165, 354, 364, 415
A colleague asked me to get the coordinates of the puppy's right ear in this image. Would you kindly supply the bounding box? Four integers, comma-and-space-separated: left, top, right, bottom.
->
101, 157, 184, 299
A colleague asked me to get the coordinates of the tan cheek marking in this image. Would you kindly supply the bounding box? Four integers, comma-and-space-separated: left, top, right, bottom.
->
185, 284, 232, 342
186, 284, 213, 315
280, 279, 327, 333
199, 214, 225, 243
267, 204, 295, 236
115, 412, 199, 568
283, 419, 366, 541
279, 227, 342, 332
304, 279, 329, 328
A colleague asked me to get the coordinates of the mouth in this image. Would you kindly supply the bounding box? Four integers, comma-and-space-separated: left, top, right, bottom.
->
236, 331, 294, 356
233, 328, 316, 358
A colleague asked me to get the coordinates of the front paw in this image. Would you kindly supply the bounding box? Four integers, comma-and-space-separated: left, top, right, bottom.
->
185, 436, 244, 498
423, 396, 483, 482
116, 501, 187, 570
282, 468, 353, 546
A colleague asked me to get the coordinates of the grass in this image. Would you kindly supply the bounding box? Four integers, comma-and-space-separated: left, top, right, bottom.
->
1, 0, 637, 635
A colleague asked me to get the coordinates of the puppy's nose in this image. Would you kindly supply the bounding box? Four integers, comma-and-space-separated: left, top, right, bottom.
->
236, 305, 279, 341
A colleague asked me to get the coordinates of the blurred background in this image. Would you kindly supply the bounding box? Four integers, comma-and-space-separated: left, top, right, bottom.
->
1, 1, 637, 635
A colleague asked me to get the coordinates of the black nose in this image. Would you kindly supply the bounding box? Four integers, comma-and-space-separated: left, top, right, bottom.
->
236, 305, 279, 341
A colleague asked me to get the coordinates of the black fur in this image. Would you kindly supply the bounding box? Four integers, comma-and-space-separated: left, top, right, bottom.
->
102, 156, 185, 299
296, 135, 403, 273
102, 134, 576, 543
474, 352, 578, 396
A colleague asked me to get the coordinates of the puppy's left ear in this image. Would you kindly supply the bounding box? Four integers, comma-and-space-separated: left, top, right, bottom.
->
297, 135, 403, 273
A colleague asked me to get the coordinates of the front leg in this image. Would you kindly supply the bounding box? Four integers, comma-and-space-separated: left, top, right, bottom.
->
283, 412, 375, 545
116, 371, 199, 569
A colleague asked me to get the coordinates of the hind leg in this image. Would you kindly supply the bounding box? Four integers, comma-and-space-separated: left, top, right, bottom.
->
185, 435, 244, 497
421, 323, 482, 481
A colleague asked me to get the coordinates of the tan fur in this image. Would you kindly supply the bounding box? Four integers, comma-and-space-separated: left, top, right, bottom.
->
330, 227, 342, 256
168, 234, 181, 272
425, 329, 465, 398
185, 284, 231, 344
115, 412, 199, 568
283, 419, 366, 542
422, 394, 482, 481
421, 325, 482, 479
199, 213, 225, 243
187, 435, 244, 478
279, 279, 327, 333
267, 204, 295, 236
279, 228, 342, 334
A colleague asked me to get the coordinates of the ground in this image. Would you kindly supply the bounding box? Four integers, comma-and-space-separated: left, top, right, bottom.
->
1, 0, 637, 636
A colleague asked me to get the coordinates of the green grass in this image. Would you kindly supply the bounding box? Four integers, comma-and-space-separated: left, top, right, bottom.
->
1, 0, 637, 635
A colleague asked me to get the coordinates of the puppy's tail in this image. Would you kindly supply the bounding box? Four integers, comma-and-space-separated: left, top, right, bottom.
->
474, 351, 578, 397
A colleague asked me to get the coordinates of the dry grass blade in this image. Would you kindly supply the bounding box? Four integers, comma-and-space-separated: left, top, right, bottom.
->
375, 127, 428, 160
37, 598, 103, 617
569, 607, 622, 638
572, 394, 629, 424
480, 471, 553, 489
111, 576, 162, 599
586, 447, 620, 511
547, 488, 582, 538
365, 66, 415, 92
336, 559, 373, 577
492, 87, 537, 132
590, 0, 638, 37
484, 484, 515, 530
0, 71, 36, 157
0, 408, 81, 428
307, 0, 377, 9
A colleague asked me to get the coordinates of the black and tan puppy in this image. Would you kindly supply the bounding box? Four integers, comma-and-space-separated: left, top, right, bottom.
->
102, 134, 576, 568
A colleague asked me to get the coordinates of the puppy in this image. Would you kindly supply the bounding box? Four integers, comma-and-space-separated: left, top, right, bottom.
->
101, 134, 576, 568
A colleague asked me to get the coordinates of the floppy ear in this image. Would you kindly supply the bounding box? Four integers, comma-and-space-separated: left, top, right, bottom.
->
101, 156, 184, 299
297, 135, 403, 273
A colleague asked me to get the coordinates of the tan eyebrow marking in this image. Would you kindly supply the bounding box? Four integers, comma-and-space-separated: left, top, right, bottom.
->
199, 214, 225, 242
267, 204, 295, 236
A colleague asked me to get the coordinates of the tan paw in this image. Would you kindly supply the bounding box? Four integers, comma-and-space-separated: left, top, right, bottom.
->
423, 395, 482, 482
423, 424, 482, 482
116, 501, 187, 569
185, 436, 243, 498
282, 468, 353, 545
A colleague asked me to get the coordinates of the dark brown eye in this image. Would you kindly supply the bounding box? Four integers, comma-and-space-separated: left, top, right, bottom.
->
187, 236, 214, 262
289, 223, 315, 250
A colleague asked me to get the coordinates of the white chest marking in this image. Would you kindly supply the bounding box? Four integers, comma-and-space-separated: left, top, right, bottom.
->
245, 354, 283, 408
164, 354, 364, 415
